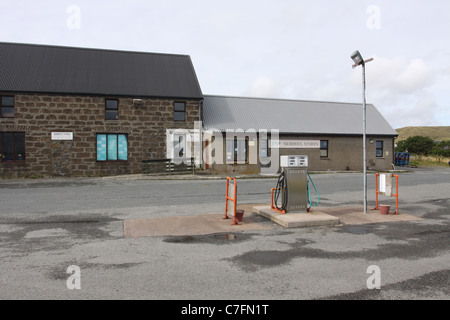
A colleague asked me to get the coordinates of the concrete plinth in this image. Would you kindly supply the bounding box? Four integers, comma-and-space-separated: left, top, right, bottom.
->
252, 206, 340, 228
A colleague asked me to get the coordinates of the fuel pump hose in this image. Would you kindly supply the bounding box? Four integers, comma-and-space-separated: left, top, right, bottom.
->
307, 172, 320, 209
274, 170, 288, 211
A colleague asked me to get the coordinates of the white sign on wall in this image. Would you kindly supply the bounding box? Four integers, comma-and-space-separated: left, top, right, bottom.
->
51, 132, 73, 141
270, 140, 320, 149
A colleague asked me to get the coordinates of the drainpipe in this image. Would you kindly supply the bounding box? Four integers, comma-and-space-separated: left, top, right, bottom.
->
392, 136, 396, 170
198, 99, 203, 170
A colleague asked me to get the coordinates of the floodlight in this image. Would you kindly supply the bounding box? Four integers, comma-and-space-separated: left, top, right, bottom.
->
351, 50, 364, 66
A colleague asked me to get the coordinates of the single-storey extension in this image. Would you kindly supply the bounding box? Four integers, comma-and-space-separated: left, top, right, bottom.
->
201, 95, 397, 175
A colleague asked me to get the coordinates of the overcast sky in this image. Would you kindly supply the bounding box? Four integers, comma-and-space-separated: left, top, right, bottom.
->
1, 0, 449, 129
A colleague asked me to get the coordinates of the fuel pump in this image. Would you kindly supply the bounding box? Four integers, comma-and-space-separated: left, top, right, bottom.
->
273, 155, 320, 213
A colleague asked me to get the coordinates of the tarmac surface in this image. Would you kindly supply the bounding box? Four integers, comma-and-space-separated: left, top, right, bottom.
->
0, 167, 449, 301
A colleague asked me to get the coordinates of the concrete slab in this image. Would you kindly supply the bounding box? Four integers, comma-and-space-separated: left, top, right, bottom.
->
252, 205, 422, 228
319, 206, 422, 225
123, 204, 423, 238
252, 206, 340, 228
124, 212, 273, 238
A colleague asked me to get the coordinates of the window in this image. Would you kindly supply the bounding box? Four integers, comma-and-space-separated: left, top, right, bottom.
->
0, 132, 25, 162
173, 134, 186, 159
105, 99, 119, 120
174, 102, 186, 122
260, 138, 268, 158
1, 96, 15, 118
320, 140, 328, 158
226, 138, 247, 164
235, 139, 247, 164
96, 134, 128, 161
376, 141, 383, 157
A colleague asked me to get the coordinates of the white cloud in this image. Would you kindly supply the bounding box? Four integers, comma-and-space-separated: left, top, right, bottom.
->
385, 94, 439, 128
245, 76, 279, 98
360, 56, 436, 94
348, 56, 444, 128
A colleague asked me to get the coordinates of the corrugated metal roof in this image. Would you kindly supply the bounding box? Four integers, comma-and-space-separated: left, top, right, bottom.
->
0, 42, 203, 99
203, 95, 397, 136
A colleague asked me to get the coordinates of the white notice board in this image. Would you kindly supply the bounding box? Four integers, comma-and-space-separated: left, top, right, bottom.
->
51, 132, 73, 141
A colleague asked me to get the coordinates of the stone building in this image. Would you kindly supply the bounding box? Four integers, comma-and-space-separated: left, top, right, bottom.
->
0, 42, 202, 178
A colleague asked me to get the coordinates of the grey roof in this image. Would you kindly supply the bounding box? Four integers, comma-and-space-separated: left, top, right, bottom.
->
203, 95, 397, 136
0, 42, 203, 99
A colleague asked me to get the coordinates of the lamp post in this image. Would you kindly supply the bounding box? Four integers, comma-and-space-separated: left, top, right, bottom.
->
351, 50, 373, 214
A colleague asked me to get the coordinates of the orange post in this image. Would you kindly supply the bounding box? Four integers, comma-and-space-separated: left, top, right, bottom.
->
224, 177, 239, 225
392, 175, 399, 214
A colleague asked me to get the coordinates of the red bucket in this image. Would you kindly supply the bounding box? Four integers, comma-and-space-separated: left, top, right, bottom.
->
379, 205, 390, 215
235, 210, 245, 222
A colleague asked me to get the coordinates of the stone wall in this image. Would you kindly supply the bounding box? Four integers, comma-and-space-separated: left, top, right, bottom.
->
0, 94, 201, 178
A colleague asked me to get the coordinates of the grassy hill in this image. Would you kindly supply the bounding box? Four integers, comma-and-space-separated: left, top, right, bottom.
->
395, 126, 450, 142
